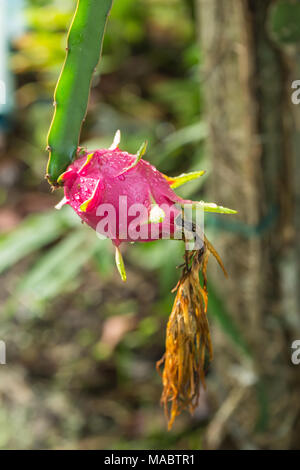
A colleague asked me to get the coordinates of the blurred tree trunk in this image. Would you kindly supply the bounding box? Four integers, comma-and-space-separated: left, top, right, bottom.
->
197, 0, 300, 449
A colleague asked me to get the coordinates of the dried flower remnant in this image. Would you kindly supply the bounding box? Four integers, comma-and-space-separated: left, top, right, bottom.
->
157, 237, 227, 430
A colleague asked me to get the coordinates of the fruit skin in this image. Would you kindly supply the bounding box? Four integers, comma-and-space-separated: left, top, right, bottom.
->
59, 147, 187, 246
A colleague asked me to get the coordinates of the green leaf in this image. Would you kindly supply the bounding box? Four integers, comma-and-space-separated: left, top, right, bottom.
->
109, 129, 121, 150
0, 211, 70, 275
15, 231, 98, 310
47, 0, 113, 184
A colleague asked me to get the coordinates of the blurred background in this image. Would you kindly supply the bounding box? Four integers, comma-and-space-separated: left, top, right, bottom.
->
0, 0, 299, 450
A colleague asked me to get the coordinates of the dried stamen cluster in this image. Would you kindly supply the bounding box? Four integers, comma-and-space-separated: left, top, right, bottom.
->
157, 237, 227, 429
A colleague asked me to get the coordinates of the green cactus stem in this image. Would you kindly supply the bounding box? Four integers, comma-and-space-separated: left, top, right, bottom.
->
46, 0, 113, 186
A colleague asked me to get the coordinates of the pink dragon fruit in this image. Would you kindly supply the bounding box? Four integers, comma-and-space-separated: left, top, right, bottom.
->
56, 131, 235, 280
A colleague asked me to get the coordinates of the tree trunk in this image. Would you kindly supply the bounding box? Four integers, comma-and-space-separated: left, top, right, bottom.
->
197, 0, 300, 449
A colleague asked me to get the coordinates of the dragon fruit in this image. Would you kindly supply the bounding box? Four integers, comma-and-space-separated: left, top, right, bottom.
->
56, 131, 235, 280
54, 131, 236, 426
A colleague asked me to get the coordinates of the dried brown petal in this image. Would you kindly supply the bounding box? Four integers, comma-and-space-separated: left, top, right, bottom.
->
157, 238, 226, 429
